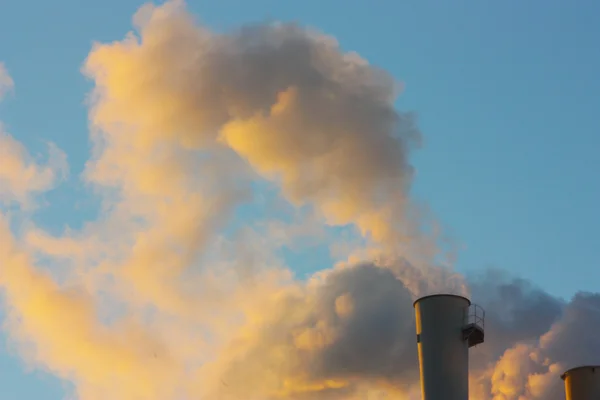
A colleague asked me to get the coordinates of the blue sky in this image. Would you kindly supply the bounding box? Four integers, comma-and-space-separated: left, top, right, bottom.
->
0, 0, 599, 398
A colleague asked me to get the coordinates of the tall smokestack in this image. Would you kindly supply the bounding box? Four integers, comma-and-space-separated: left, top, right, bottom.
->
413, 294, 484, 400
561, 366, 600, 400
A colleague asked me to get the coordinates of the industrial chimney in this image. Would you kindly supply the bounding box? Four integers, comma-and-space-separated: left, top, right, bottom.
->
561, 366, 600, 400
413, 294, 484, 400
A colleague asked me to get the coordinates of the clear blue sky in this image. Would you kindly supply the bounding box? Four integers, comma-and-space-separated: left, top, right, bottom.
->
1, 0, 599, 398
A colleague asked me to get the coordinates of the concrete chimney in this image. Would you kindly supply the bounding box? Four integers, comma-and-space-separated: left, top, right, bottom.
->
561, 366, 600, 400
413, 294, 484, 400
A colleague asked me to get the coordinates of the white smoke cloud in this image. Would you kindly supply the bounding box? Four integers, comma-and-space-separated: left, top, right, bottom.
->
0, 2, 598, 400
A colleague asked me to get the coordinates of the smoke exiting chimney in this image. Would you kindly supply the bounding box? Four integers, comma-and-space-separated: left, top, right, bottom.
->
561, 366, 600, 400
414, 294, 484, 400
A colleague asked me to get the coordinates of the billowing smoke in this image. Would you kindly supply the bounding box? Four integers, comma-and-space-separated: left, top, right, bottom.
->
469, 287, 600, 400
82, 0, 421, 249
0, 1, 598, 399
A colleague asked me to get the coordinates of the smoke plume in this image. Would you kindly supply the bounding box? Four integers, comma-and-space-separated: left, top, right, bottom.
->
0, 1, 598, 399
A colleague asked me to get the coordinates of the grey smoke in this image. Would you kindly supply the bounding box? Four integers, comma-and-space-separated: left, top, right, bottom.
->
468, 269, 565, 369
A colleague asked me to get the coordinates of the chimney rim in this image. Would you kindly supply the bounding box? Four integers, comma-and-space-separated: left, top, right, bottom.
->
560, 365, 600, 380
413, 293, 471, 308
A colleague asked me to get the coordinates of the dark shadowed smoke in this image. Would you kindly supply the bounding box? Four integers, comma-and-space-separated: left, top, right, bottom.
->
468, 269, 565, 370
468, 271, 600, 399
312, 264, 417, 384
217, 262, 420, 399
544, 292, 600, 368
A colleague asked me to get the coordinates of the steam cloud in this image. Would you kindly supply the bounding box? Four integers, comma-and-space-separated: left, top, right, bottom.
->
0, 1, 598, 399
